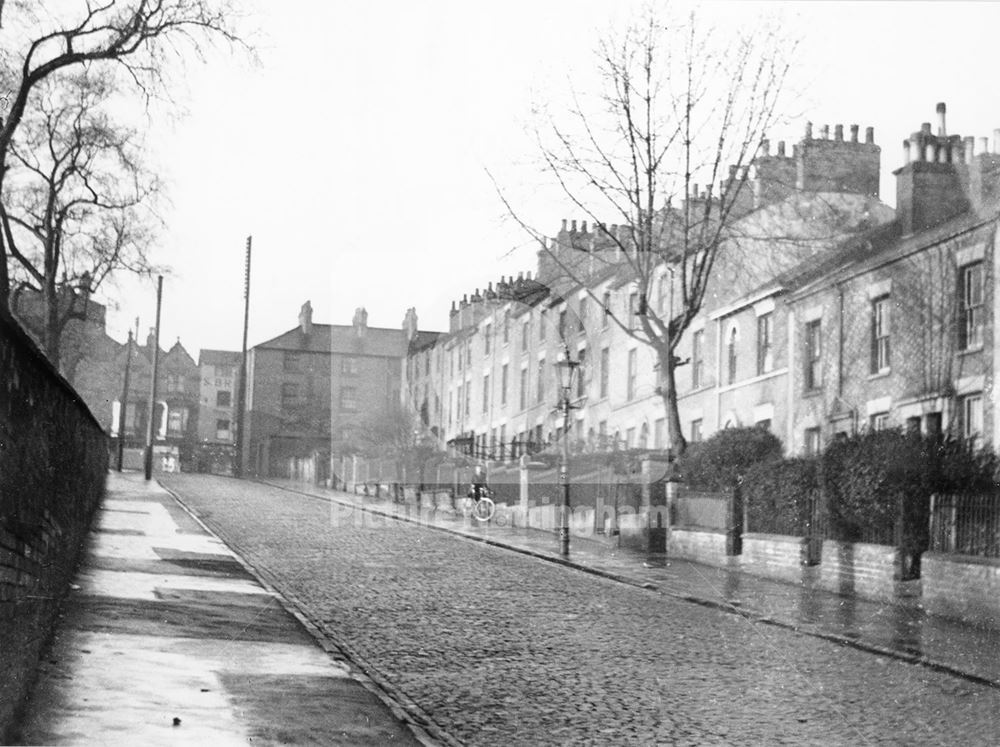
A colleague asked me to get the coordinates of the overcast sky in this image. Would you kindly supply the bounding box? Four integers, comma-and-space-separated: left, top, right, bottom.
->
100, 0, 1000, 356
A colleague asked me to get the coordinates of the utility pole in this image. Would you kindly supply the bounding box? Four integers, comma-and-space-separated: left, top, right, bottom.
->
116, 326, 134, 471
144, 276, 163, 481
233, 236, 252, 478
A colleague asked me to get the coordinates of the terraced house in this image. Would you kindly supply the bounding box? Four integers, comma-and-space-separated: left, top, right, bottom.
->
404, 104, 1000, 461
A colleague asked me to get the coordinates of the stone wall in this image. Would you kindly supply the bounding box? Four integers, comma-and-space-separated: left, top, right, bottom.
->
816, 540, 900, 601
667, 528, 730, 567
739, 533, 808, 583
0, 309, 107, 741
922, 552, 1000, 628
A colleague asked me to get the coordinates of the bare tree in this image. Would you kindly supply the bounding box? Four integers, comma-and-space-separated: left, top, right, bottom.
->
495, 9, 798, 456
0, 0, 252, 308
5, 70, 160, 366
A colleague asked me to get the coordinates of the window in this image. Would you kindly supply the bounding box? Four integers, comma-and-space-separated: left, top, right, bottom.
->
539, 310, 547, 341
654, 418, 665, 448
501, 364, 508, 405
627, 349, 637, 400
870, 412, 889, 432
598, 420, 608, 447
425, 353, 431, 376
484, 323, 492, 354
339, 386, 357, 412
959, 262, 984, 350
577, 348, 587, 399
626, 427, 636, 448
805, 320, 822, 390
522, 320, 530, 352
216, 390, 231, 407
628, 292, 638, 326
691, 330, 704, 388
756, 313, 773, 375
284, 352, 301, 372
600, 347, 610, 398
537, 356, 546, 403
167, 408, 185, 436
503, 312, 510, 344
215, 419, 231, 440
466, 343, 471, 367
457, 347, 463, 372
519, 367, 528, 410
482, 374, 490, 413
602, 291, 612, 328
961, 394, 983, 447
690, 419, 703, 443
464, 380, 470, 416
804, 427, 821, 455
558, 309, 567, 339
281, 382, 299, 409
905, 416, 921, 436
578, 298, 588, 333
341, 357, 359, 376
871, 295, 891, 373
727, 327, 738, 385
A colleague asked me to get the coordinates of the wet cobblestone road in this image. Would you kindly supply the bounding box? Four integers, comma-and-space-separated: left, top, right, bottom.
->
162, 475, 1000, 746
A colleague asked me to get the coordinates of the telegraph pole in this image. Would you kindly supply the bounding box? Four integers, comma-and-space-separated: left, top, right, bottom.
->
144, 277, 163, 481
233, 236, 252, 478
116, 326, 135, 471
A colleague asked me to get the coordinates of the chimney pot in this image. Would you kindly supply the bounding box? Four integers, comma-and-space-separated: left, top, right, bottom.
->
902, 139, 911, 165
819, 124, 829, 139
964, 135, 975, 162
805, 121, 813, 139
561, 219, 567, 232
865, 127, 874, 144
936, 102, 947, 136
761, 138, 770, 155
526, 271, 532, 280
980, 136, 990, 155
921, 122, 932, 135
581, 220, 588, 233
571, 219, 577, 232
834, 124, 843, 141
777, 140, 786, 156
850, 124, 859, 143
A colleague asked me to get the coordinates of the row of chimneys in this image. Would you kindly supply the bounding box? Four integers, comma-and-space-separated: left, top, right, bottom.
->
449, 271, 537, 313
900, 103, 1000, 165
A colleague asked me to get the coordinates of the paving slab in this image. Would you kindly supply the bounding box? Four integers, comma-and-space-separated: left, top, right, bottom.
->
15, 471, 424, 746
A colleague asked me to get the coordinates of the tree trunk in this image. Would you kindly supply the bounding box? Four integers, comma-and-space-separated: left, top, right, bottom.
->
43, 278, 61, 368
656, 343, 687, 457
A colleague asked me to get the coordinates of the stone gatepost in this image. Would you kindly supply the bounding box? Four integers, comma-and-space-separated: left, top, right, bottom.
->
642, 457, 671, 554
518, 454, 530, 527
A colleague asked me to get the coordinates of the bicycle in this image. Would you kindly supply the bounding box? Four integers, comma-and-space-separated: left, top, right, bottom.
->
464, 487, 496, 522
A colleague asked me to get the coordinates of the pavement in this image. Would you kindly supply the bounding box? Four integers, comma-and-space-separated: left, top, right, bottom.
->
14, 472, 426, 746
263, 477, 1000, 691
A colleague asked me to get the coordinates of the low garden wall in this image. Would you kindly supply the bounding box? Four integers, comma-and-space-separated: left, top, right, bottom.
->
739, 533, 808, 583
816, 540, 900, 601
667, 528, 730, 567
922, 552, 1000, 628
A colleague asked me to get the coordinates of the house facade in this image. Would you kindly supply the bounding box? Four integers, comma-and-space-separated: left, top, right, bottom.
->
404, 105, 1000, 463
243, 302, 434, 477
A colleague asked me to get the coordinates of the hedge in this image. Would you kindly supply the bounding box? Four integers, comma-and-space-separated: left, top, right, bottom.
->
675, 426, 783, 490
743, 457, 818, 535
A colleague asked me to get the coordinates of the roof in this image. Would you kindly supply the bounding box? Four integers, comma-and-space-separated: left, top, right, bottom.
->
199, 349, 241, 366
254, 324, 411, 358
407, 330, 444, 354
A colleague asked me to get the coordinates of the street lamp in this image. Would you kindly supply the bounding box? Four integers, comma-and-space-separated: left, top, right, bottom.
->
554, 354, 579, 556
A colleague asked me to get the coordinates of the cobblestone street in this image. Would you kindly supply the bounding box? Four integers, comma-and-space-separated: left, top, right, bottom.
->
162, 474, 1000, 746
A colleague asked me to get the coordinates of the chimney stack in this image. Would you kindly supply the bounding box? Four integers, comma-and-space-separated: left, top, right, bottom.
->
298, 300, 313, 336
936, 102, 947, 136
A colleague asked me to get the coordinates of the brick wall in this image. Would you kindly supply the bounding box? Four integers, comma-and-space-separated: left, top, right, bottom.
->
739, 533, 808, 583
0, 309, 107, 741
922, 552, 1000, 628
816, 540, 900, 601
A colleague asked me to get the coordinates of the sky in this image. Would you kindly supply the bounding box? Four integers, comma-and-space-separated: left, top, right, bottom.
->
97, 0, 1000, 357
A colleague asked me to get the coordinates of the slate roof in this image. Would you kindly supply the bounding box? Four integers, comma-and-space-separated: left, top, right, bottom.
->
199, 349, 241, 366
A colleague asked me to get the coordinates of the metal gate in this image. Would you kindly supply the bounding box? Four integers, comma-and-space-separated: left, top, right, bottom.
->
804, 488, 824, 565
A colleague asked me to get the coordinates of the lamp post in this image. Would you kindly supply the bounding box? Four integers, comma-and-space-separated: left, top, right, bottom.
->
554, 354, 579, 556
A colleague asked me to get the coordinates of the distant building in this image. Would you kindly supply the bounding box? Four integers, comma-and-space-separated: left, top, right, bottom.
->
193, 349, 240, 474
12, 288, 201, 470
243, 302, 441, 477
